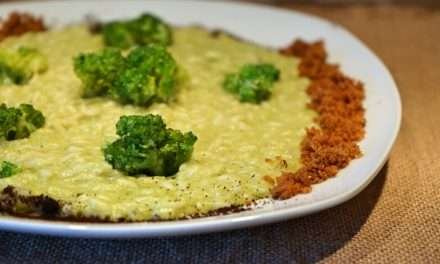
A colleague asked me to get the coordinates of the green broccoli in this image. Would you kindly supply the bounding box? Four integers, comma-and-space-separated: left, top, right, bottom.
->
0, 47, 48, 85
109, 68, 157, 106
74, 45, 179, 106
73, 48, 125, 97
128, 14, 172, 46
0, 103, 45, 140
109, 44, 178, 105
102, 13, 172, 49
0, 63, 19, 85
102, 22, 133, 50
103, 114, 197, 176
0, 161, 20, 178
223, 63, 280, 104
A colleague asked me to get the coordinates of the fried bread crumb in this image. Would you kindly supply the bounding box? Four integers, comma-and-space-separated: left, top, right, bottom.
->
0, 12, 46, 41
272, 40, 365, 199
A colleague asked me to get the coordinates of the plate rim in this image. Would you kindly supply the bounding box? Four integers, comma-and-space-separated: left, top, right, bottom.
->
0, 0, 402, 238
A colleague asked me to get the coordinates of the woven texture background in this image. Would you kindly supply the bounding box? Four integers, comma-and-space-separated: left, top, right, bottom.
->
0, 2, 439, 263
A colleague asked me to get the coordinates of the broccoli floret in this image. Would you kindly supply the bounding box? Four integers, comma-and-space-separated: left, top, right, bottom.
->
102, 13, 172, 49
223, 63, 280, 104
74, 45, 179, 106
73, 48, 125, 97
102, 22, 133, 49
0, 103, 45, 140
109, 45, 178, 105
0, 47, 48, 85
103, 114, 197, 176
0, 161, 20, 178
110, 68, 157, 105
0, 63, 19, 85
0, 104, 20, 139
115, 114, 168, 140
128, 14, 172, 46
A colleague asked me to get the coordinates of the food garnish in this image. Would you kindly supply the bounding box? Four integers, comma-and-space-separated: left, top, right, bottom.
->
272, 40, 365, 199
0, 12, 46, 42
73, 48, 125, 98
223, 63, 280, 103
0, 103, 45, 141
110, 44, 178, 105
0, 47, 48, 85
103, 114, 197, 176
0, 161, 20, 178
74, 44, 179, 106
102, 13, 172, 48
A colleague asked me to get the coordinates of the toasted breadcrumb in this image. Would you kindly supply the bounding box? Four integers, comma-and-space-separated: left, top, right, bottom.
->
0, 12, 46, 41
272, 40, 365, 199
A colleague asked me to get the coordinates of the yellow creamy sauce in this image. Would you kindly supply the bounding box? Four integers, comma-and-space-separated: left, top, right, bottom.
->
0, 26, 314, 221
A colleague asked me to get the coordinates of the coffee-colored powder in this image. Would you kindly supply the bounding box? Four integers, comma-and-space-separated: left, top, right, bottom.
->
0, 12, 46, 42
272, 40, 365, 199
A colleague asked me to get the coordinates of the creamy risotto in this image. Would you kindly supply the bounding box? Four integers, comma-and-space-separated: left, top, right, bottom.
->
0, 26, 314, 221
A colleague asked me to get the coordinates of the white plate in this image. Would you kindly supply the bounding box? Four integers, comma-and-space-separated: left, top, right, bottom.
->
0, 0, 401, 238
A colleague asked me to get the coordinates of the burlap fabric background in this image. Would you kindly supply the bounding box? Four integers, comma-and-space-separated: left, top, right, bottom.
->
0, 2, 439, 263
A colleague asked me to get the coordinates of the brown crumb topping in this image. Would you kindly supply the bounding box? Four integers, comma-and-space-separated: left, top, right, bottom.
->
272, 40, 366, 199
0, 12, 46, 42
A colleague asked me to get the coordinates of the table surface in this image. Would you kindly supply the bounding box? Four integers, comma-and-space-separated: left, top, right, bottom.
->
0, 1, 439, 263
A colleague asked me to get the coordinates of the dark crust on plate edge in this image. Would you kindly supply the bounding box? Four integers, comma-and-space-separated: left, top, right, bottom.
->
0, 23, 365, 223
0, 186, 61, 219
